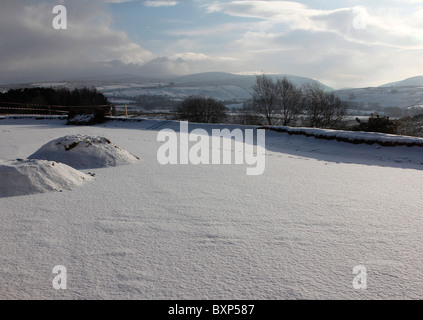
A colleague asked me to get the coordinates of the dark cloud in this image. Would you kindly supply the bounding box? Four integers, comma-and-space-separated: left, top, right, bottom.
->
0, 0, 152, 84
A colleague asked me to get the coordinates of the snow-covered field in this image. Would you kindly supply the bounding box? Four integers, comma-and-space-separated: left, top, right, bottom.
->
1, 117, 423, 300
336, 86, 423, 109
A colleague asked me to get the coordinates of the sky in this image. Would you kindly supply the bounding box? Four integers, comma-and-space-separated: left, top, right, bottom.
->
1, 0, 423, 89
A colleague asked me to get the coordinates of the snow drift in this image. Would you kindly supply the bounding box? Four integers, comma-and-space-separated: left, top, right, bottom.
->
0, 159, 92, 198
28, 135, 140, 169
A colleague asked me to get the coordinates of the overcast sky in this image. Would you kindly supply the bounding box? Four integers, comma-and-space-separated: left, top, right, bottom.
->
1, 0, 423, 88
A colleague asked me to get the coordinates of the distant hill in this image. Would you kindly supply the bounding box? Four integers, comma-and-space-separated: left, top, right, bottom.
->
78, 72, 335, 105
335, 84, 423, 118
380, 76, 423, 88
3, 72, 423, 117
170, 72, 333, 92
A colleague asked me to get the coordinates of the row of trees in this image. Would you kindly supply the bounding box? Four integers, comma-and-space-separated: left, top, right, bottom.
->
174, 74, 348, 129
0, 87, 110, 107
252, 74, 347, 128
0, 87, 114, 124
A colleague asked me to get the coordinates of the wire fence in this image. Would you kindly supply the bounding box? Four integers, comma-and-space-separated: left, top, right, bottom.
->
0, 101, 113, 116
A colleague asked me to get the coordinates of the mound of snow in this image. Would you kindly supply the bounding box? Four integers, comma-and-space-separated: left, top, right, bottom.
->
28, 135, 140, 169
0, 159, 92, 198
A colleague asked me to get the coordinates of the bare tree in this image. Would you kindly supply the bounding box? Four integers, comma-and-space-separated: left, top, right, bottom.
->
251, 75, 346, 128
175, 95, 228, 123
275, 77, 303, 126
302, 83, 347, 128
252, 74, 278, 125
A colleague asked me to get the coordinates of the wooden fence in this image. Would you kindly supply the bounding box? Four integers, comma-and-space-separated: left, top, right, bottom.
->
0, 101, 113, 116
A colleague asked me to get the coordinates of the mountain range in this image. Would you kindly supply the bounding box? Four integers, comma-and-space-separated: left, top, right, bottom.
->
1, 72, 423, 116
379, 76, 423, 88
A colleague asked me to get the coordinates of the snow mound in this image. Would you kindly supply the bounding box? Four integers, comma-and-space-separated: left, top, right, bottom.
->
28, 135, 140, 169
0, 159, 92, 198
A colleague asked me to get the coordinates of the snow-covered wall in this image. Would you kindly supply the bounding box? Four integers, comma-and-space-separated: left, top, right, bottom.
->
262, 126, 423, 147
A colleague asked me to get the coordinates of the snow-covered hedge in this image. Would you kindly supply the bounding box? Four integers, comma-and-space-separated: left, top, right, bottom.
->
260, 126, 423, 147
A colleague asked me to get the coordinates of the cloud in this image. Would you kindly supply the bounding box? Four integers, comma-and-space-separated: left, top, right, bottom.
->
2, 0, 423, 88
144, 0, 178, 7
106, 0, 138, 3
137, 52, 240, 77
202, 0, 423, 88
0, 0, 152, 84
210, 1, 423, 46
